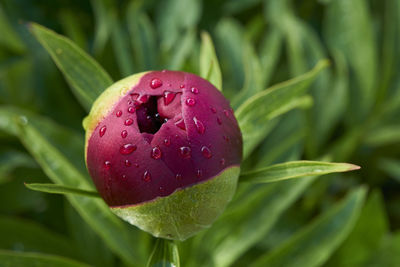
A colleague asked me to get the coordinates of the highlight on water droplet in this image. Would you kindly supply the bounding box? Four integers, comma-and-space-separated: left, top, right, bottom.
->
175, 174, 182, 180
164, 91, 176, 105
104, 161, 111, 170
116, 110, 122, 117
186, 98, 196, 106
143, 171, 151, 182
180, 84, 185, 88
193, 117, 205, 134
151, 146, 162, 159
191, 87, 199, 94
201, 146, 212, 159
121, 130, 128, 138
120, 144, 137, 155
196, 169, 202, 178
125, 118, 133, 126
164, 138, 171, 146
128, 106, 135, 113
122, 174, 127, 179
179, 146, 191, 158
125, 159, 132, 167
150, 78, 163, 89
99, 126, 107, 137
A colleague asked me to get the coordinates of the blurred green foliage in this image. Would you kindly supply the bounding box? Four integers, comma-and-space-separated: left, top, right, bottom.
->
0, 0, 399, 266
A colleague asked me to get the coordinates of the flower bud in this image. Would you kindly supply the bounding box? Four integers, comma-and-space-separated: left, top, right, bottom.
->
84, 70, 242, 240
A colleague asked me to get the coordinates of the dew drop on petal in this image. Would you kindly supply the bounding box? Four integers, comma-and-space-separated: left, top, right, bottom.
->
210, 107, 217, 113
122, 174, 127, 179
179, 146, 191, 158
217, 117, 222, 125
128, 106, 135, 113
150, 78, 162, 89
125, 118, 133, 126
224, 109, 230, 117
138, 94, 149, 103
220, 158, 226, 166
134, 163, 139, 168
120, 144, 137, 155
193, 117, 205, 134
175, 174, 182, 180
186, 98, 196, 106
104, 161, 111, 170
164, 91, 176, 105
125, 160, 132, 167
164, 138, 171, 146
151, 146, 162, 159
175, 119, 186, 130
201, 146, 212, 159
159, 186, 165, 192
99, 126, 107, 137
223, 135, 230, 142
143, 171, 151, 182
180, 84, 185, 88
196, 169, 202, 178
116, 110, 122, 117
191, 87, 199, 94
121, 130, 128, 138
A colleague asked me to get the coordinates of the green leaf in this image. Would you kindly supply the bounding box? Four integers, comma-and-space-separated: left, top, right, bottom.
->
0, 4, 26, 53
199, 31, 222, 91
365, 231, 400, 267
167, 28, 196, 70
29, 23, 113, 111
90, 0, 114, 54
240, 160, 360, 183
0, 150, 36, 184
210, 177, 316, 267
25, 183, 99, 198
0, 107, 146, 265
250, 187, 367, 267
324, 0, 377, 121
0, 250, 90, 267
236, 60, 329, 158
379, 158, 400, 183
259, 27, 283, 88
364, 125, 400, 147
325, 190, 389, 267
0, 216, 78, 259
147, 239, 180, 267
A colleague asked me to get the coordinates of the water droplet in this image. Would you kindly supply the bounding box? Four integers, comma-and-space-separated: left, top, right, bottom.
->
224, 109, 230, 117
138, 94, 149, 103
125, 160, 132, 167
175, 174, 182, 180
191, 87, 199, 94
193, 117, 205, 134
150, 78, 162, 89
175, 119, 186, 130
220, 158, 226, 166
128, 106, 135, 113
159, 186, 165, 192
99, 126, 107, 137
217, 117, 222, 125
180, 84, 185, 88
104, 161, 111, 170
164, 91, 176, 105
162, 69, 167, 73
19, 116, 28, 125
125, 118, 133, 126
186, 98, 196, 106
168, 83, 172, 87
116, 110, 122, 117
143, 171, 151, 182
122, 174, 127, 179
121, 130, 128, 138
120, 144, 137, 155
134, 163, 139, 168
151, 146, 162, 159
196, 169, 202, 178
223, 135, 230, 142
164, 138, 171, 146
210, 107, 217, 113
201, 146, 212, 159
179, 146, 191, 158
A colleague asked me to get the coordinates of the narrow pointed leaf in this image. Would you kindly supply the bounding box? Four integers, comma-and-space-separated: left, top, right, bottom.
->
250, 187, 367, 267
25, 183, 99, 198
147, 239, 180, 267
29, 23, 113, 111
0, 250, 89, 267
200, 31, 222, 91
237, 60, 328, 158
240, 161, 360, 183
